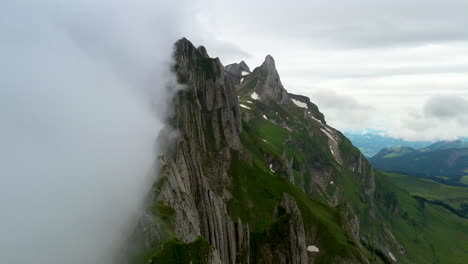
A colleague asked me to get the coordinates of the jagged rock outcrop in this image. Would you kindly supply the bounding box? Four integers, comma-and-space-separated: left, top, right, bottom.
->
225, 61, 251, 86
173, 38, 242, 150
288, 93, 326, 125
342, 204, 360, 244
162, 38, 249, 264
130, 38, 250, 264
250, 55, 290, 104
254, 194, 308, 264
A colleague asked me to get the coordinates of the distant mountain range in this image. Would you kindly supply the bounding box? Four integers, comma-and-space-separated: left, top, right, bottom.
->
343, 132, 433, 157
370, 140, 468, 186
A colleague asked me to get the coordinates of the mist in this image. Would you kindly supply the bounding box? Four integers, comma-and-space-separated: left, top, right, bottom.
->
0, 1, 197, 263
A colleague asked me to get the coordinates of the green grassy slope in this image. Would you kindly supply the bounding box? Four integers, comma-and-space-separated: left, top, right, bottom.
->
235, 92, 468, 264
385, 172, 468, 216
371, 146, 468, 185
373, 173, 468, 263
343, 133, 432, 158
228, 127, 372, 263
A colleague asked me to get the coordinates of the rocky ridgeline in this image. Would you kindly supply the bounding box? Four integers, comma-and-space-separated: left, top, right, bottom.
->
225, 60, 251, 85
125, 38, 401, 264
249, 55, 290, 104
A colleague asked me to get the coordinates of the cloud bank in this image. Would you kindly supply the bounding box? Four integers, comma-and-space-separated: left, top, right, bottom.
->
395, 95, 468, 141
0, 1, 198, 263
193, 0, 468, 141
424, 95, 468, 123
311, 90, 373, 129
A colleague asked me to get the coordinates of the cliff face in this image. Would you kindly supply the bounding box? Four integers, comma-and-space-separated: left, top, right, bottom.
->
133, 38, 250, 264
247, 55, 290, 104
124, 38, 467, 264
253, 193, 308, 264
225, 61, 251, 86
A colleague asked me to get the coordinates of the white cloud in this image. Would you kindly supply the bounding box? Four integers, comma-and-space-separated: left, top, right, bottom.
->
311, 91, 374, 129
392, 95, 468, 141
424, 95, 468, 122
193, 0, 468, 140
0, 1, 199, 264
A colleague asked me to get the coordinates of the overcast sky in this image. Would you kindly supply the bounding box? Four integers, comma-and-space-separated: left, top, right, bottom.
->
185, 0, 468, 141
0, 1, 188, 263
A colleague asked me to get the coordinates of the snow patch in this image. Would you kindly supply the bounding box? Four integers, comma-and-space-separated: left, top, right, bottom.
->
321, 128, 336, 142
261, 139, 268, 143
291, 98, 307, 109
388, 252, 396, 262
330, 146, 334, 154
269, 164, 275, 173
262, 114, 268, 120
286, 127, 292, 132
307, 245, 319, 253
330, 181, 334, 185
240, 78, 244, 84
311, 116, 323, 124
240, 104, 251, 110
251, 92, 260, 100
241, 71, 249, 76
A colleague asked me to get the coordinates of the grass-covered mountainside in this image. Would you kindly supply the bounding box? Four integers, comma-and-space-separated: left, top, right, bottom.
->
370, 141, 468, 186
125, 38, 468, 264
419, 140, 468, 152
343, 133, 432, 158
385, 172, 468, 218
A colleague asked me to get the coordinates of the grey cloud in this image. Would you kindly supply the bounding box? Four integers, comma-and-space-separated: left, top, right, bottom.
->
0, 1, 197, 264
311, 90, 374, 129
402, 111, 434, 132
424, 95, 468, 124
203, 39, 252, 63
397, 96, 468, 140
312, 90, 373, 111
198, 0, 468, 140
208, 0, 468, 49
282, 64, 468, 80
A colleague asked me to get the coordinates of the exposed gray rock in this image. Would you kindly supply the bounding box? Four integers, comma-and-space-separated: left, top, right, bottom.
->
343, 204, 360, 244
131, 38, 250, 264
225, 61, 251, 84
157, 153, 201, 242
250, 55, 290, 104
256, 193, 308, 264
288, 93, 326, 124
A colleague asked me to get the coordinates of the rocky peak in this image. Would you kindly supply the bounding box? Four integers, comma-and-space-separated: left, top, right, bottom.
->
257, 193, 308, 264
262, 55, 276, 68
225, 60, 251, 86
239, 61, 250, 72
226, 61, 251, 74
197, 45, 209, 57
173, 37, 242, 150
251, 55, 290, 104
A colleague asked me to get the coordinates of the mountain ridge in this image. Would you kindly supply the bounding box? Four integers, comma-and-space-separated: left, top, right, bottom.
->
371, 141, 468, 186
343, 133, 433, 157
125, 38, 468, 264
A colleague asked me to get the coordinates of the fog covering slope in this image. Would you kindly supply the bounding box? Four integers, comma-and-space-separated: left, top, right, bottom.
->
0, 1, 195, 263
